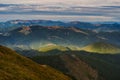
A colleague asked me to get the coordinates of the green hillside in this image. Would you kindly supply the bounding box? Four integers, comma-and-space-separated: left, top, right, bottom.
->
39, 44, 69, 52
0, 45, 71, 80
82, 42, 120, 54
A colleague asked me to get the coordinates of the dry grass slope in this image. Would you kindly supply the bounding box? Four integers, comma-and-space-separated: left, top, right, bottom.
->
0, 45, 71, 80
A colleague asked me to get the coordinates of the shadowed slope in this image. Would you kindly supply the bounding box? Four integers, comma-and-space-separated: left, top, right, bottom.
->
32, 51, 102, 80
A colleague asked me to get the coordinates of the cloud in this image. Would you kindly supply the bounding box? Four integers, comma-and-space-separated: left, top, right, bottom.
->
0, 4, 119, 16
0, 3, 119, 22
0, 0, 120, 6
0, 14, 116, 22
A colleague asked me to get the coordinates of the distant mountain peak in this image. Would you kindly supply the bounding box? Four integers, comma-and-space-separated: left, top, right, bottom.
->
19, 26, 32, 35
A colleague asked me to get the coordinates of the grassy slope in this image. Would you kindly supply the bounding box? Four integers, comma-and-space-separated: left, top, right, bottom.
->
82, 42, 120, 54
39, 44, 69, 52
0, 45, 71, 80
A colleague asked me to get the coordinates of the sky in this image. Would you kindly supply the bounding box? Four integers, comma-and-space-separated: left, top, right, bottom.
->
0, 0, 120, 22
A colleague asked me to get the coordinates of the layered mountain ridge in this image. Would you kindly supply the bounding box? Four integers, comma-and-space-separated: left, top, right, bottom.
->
0, 25, 120, 54
0, 20, 120, 33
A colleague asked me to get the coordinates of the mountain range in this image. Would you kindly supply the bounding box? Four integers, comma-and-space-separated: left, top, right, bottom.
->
0, 20, 120, 33
0, 20, 120, 80
1, 24, 120, 52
